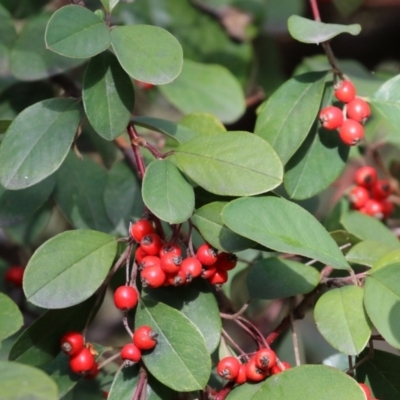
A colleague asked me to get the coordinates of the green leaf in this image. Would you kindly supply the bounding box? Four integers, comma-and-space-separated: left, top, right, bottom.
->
255, 72, 326, 164
9, 297, 96, 366
340, 211, 400, 247
144, 280, 221, 353
10, 13, 85, 81
314, 286, 371, 355
45, 5, 111, 58
0, 98, 81, 189
23, 230, 117, 309
288, 15, 361, 44
364, 262, 400, 349
133, 116, 198, 144
142, 160, 194, 224
0, 293, 23, 342
111, 25, 183, 84
179, 112, 226, 135
0, 175, 55, 228
332, 0, 363, 16
0, 4, 16, 75
0, 119, 12, 133
169, 132, 283, 196
192, 201, 254, 253
83, 51, 134, 140
135, 298, 211, 392
55, 153, 114, 233
373, 250, 400, 270
222, 196, 350, 270
0, 361, 58, 400
100, 0, 120, 13
247, 257, 319, 299
159, 60, 245, 123
226, 365, 365, 400
345, 240, 398, 267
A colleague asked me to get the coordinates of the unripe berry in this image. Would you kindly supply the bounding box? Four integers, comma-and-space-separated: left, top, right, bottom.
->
217, 356, 240, 380
334, 80, 356, 103
120, 343, 141, 366
4, 265, 24, 286
346, 98, 371, 123
319, 106, 343, 130
69, 347, 95, 374
196, 243, 218, 266
355, 166, 377, 188
141, 264, 166, 288
113, 286, 139, 311
130, 219, 154, 242
60, 331, 85, 356
349, 186, 370, 209
339, 119, 364, 146
133, 325, 158, 350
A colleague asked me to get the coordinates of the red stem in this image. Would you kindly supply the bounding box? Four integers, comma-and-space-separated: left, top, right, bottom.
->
309, 0, 321, 21
127, 123, 146, 180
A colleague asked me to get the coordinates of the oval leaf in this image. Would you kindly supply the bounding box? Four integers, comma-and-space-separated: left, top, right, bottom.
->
247, 257, 320, 299
159, 60, 245, 123
45, 5, 111, 58
222, 196, 349, 270
0, 361, 58, 400
255, 71, 326, 165
364, 262, 400, 349
315, 286, 371, 355
345, 240, 398, 267
83, 51, 134, 140
0, 293, 23, 342
169, 132, 283, 196
288, 15, 361, 44
23, 230, 117, 309
180, 112, 226, 135
0, 98, 81, 189
111, 25, 183, 84
135, 298, 211, 392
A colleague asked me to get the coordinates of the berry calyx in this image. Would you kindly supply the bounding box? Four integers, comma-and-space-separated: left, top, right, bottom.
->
254, 348, 277, 370
196, 243, 218, 266
120, 343, 141, 366
372, 179, 392, 199
160, 253, 182, 274
217, 356, 240, 380
159, 243, 181, 258
334, 80, 356, 103
319, 106, 344, 130
141, 264, 166, 288
181, 257, 203, 280
140, 233, 163, 256
113, 286, 139, 311
133, 325, 158, 350
339, 119, 364, 146
346, 98, 371, 123
246, 356, 269, 382
69, 347, 95, 374
4, 265, 24, 286
349, 186, 370, 209
355, 166, 377, 188
215, 252, 238, 271
235, 363, 248, 385
130, 219, 154, 242
60, 331, 85, 356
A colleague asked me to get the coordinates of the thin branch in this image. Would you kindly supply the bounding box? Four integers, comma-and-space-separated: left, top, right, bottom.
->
290, 297, 301, 367
133, 368, 148, 400
127, 123, 146, 180
221, 328, 247, 356
122, 312, 134, 337
97, 352, 121, 369
220, 300, 250, 320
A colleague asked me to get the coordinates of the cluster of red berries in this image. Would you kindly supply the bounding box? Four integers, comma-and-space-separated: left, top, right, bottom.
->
217, 349, 291, 385
319, 80, 370, 146
4, 265, 24, 287
130, 219, 237, 288
349, 166, 393, 219
60, 331, 98, 377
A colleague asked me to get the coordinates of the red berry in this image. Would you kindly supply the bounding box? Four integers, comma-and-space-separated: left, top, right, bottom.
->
84, 362, 99, 380
271, 361, 291, 375
254, 348, 277, 370
381, 199, 394, 219
120, 343, 141, 366
69, 347, 95, 374
135, 247, 148, 264
201, 265, 217, 279
217, 356, 240, 380
319, 106, 344, 130
4, 265, 24, 286
181, 257, 203, 281
139, 255, 161, 271
113, 286, 139, 311
355, 166, 377, 188
130, 219, 154, 242
359, 383, 372, 399
339, 119, 364, 146
141, 264, 166, 288
135, 80, 155, 90
235, 363, 247, 385
196, 243, 218, 266
133, 325, 158, 350
215, 252, 238, 271
140, 234, 163, 256
160, 253, 182, 274
171, 269, 187, 286
346, 98, 371, 123
349, 186, 370, 209
334, 80, 356, 103
159, 243, 181, 258
246, 356, 269, 381
362, 199, 384, 219
208, 269, 228, 285
60, 331, 85, 356
372, 179, 392, 199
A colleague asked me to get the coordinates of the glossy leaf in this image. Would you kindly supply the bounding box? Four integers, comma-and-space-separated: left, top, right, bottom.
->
144, 280, 221, 353
315, 286, 371, 355
10, 13, 85, 81
111, 25, 183, 84
55, 153, 114, 233
142, 160, 194, 224
192, 201, 254, 253
23, 230, 117, 309
180, 112, 226, 135
247, 257, 320, 299
255, 72, 326, 164
0, 293, 23, 342
169, 132, 283, 196
226, 365, 365, 400
0, 4, 16, 75
364, 262, 400, 349
340, 211, 400, 247
132, 116, 198, 143
288, 15, 361, 44
222, 196, 350, 270
0, 361, 58, 400
0, 175, 55, 228
345, 240, 398, 267
0, 98, 81, 189
159, 60, 245, 123
45, 5, 111, 58
83, 51, 134, 140
135, 298, 211, 391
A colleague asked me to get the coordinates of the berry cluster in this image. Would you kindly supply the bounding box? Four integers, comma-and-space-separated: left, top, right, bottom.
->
319, 80, 370, 146
349, 166, 393, 219
130, 219, 237, 288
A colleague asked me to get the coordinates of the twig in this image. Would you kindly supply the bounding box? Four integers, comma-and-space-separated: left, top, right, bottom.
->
220, 300, 250, 320
122, 312, 134, 337
221, 328, 247, 356
133, 368, 148, 400
127, 123, 146, 180
290, 297, 301, 366
98, 352, 121, 369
